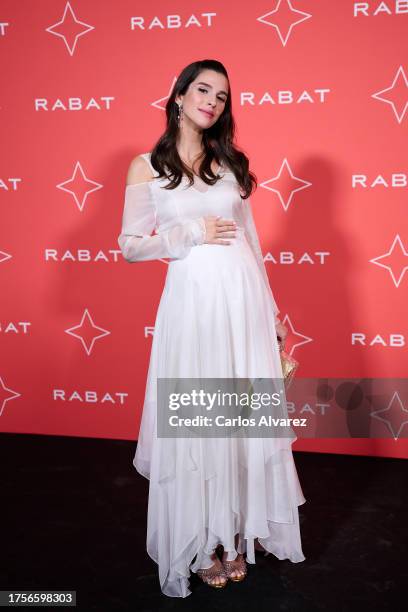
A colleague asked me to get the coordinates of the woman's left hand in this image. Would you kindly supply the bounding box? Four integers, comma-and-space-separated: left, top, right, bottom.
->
275, 320, 288, 350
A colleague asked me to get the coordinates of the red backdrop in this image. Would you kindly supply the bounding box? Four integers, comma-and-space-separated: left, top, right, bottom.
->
1, 0, 407, 459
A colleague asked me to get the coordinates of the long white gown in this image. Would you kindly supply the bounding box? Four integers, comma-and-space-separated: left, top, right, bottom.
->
118, 152, 306, 598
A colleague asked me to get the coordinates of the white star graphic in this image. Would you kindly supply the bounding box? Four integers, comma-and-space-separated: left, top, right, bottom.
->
56, 162, 103, 212
151, 76, 178, 111
370, 391, 408, 440
65, 308, 111, 355
257, 0, 312, 47
0, 376, 21, 417
278, 314, 313, 356
259, 158, 312, 211
369, 234, 408, 288
371, 65, 408, 124
45, 1, 94, 56
0, 250, 12, 263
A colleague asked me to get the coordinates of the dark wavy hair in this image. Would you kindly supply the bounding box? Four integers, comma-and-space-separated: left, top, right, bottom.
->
149, 59, 257, 199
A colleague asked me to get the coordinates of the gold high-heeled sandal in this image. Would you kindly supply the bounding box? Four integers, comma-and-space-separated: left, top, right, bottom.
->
221, 553, 247, 582
196, 558, 228, 589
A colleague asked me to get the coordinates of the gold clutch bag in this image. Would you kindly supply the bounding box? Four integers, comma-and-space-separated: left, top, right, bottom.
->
278, 340, 299, 389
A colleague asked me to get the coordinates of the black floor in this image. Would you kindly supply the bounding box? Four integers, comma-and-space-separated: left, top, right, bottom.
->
0, 433, 406, 611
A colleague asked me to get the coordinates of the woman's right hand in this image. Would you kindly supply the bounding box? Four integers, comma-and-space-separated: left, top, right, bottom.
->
203, 215, 237, 245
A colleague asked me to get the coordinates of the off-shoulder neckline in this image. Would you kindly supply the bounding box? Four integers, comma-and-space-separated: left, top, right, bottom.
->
143, 151, 230, 176
125, 180, 155, 188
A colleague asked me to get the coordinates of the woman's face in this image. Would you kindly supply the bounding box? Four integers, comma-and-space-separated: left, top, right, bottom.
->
176, 69, 229, 129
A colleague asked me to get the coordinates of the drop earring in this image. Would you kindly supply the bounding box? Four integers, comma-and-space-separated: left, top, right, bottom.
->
177, 103, 183, 127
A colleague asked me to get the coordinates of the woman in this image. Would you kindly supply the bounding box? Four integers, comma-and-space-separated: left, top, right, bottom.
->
118, 59, 306, 597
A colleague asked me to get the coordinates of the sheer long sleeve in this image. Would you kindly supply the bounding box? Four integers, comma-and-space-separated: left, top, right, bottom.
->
118, 182, 206, 262
238, 196, 281, 323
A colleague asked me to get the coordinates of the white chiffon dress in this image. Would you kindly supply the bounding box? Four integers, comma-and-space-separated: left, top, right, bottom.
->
118, 151, 306, 598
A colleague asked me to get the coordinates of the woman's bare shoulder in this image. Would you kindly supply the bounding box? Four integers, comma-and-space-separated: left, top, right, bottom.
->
126, 153, 154, 186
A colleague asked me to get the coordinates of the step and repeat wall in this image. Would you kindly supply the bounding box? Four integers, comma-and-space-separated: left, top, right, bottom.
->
1, 1, 407, 458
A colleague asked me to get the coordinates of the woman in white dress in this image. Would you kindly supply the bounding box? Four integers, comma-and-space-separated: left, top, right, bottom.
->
118, 59, 306, 597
